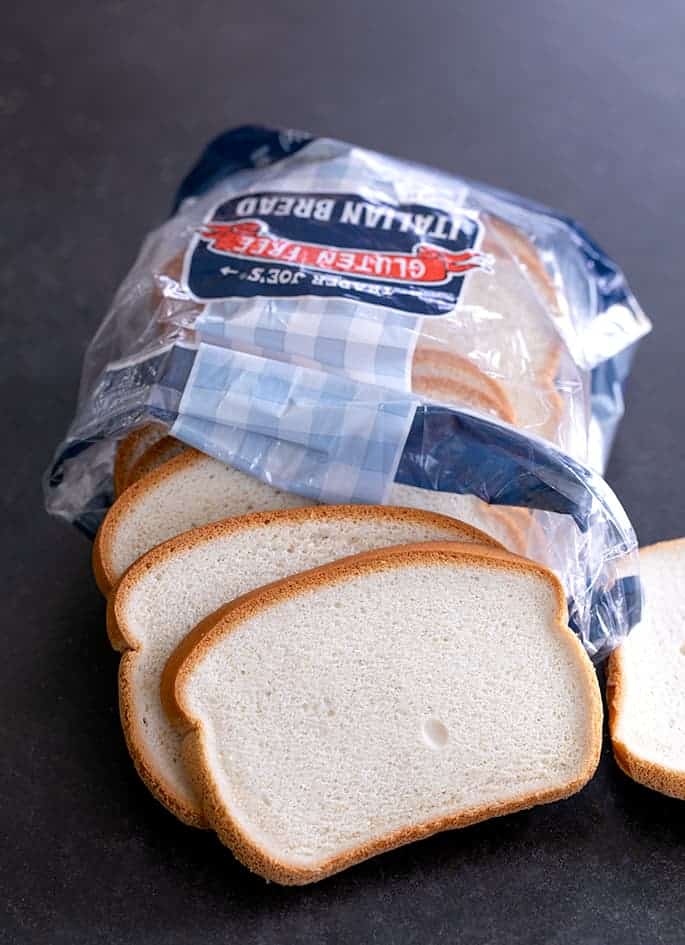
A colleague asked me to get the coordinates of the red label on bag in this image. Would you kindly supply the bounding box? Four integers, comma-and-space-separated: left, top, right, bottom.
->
199, 220, 490, 286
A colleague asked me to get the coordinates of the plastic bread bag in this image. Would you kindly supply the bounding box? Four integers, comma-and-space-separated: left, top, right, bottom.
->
44, 125, 650, 661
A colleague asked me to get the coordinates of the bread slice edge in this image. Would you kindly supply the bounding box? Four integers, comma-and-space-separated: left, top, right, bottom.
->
606, 537, 685, 800
93, 447, 206, 595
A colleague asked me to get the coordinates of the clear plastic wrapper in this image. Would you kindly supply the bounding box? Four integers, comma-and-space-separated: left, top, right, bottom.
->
44, 125, 650, 660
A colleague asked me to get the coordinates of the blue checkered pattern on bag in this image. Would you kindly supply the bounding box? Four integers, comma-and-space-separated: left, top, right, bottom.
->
195, 297, 418, 390
170, 343, 417, 503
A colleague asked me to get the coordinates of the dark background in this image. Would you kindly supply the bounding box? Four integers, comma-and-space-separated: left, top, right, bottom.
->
2, 1, 684, 942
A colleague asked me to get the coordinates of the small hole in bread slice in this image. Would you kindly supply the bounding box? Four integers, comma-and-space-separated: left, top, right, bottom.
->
422, 718, 449, 749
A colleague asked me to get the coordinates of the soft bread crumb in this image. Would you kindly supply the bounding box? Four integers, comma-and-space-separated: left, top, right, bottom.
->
171, 544, 602, 883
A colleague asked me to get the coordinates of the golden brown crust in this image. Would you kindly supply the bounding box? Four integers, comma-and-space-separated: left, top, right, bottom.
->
412, 371, 514, 424
127, 437, 188, 489
538, 345, 564, 441
91, 529, 112, 598
93, 447, 206, 595
411, 347, 516, 424
105, 581, 129, 652
112, 423, 166, 497
109, 506, 502, 827
118, 652, 208, 828
607, 538, 685, 800
166, 541, 602, 884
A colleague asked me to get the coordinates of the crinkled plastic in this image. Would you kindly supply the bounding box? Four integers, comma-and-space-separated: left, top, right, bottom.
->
44, 125, 651, 661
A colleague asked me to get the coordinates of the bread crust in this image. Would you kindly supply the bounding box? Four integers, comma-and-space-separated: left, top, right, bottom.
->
109, 506, 503, 826
126, 437, 188, 489
486, 507, 527, 555
411, 347, 516, 423
117, 650, 208, 828
537, 345, 564, 441
112, 423, 166, 497
606, 538, 685, 800
165, 541, 603, 884
93, 447, 206, 594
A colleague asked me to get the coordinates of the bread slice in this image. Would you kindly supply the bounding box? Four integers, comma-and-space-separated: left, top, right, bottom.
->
110, 507, 500, 826
113, 423, 167, 496
93, 450, 311, 593
411, 349, 515, 424
484, 212, 562, 317
412, 371, 513, 424
607, 538, 685, 799
164, 541, 601, 884
94, 447, 530, 593
127, 436, 188, 486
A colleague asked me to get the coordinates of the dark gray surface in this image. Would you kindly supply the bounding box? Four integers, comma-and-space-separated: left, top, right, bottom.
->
2, 2, 685, 942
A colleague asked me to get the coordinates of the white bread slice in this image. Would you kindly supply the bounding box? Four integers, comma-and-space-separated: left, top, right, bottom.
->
128, 436, 187, 485
113, 423, 167, 496
121, 443, 527, 556
607, 538, 685, 799
164, 542, 602, 884
93, 450, 311, 593
110, 507, 500, 826
484, 213, 562, 317
95, 446, 528, 593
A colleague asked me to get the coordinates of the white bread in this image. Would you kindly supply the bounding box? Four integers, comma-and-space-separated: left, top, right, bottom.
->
127, 436, 187, 485
126, 437, 190, 490
110, 506, 500, 826
607, 538, 685, 799
164, 542, 602, 884
95, 449, 528, 593
412, 371, 512, 424
113, 423, 166, 496
93, 450, 310, 593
